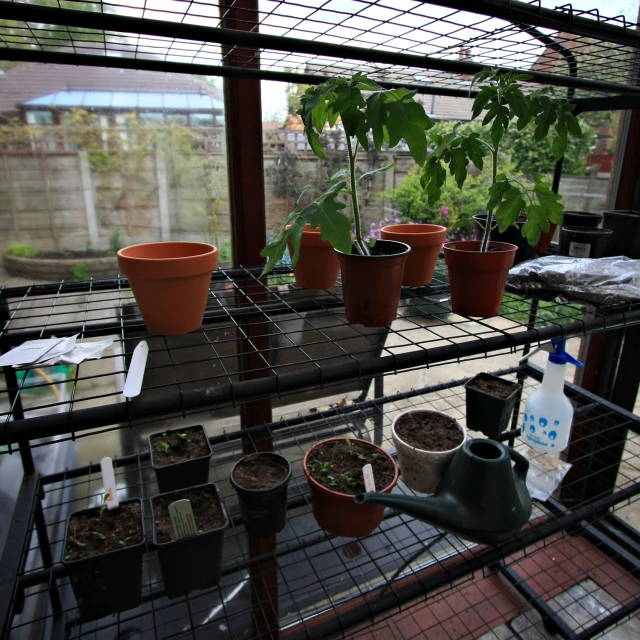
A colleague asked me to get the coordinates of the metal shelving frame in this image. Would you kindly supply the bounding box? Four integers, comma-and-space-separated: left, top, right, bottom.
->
1, 1, 640, 638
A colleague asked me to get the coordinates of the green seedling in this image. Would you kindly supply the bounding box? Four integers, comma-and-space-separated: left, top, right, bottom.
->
177, 432, 187, 441
118, 537, 131, 546
371, 453, 379, 459
320, 461, 330, 473
98, 492, 109, 518
345, 439, 354, 455
69, 536, 86, 548
357, 454, 366, 461
341, 473, 356, 486
160, 442, 171, 453
327, 475, 338, 488
92, 531, 107, 541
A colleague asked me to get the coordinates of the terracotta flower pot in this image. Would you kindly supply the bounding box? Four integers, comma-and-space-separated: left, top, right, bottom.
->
443, 240, 517, 318
392, 410, 466, 494
117, 242, 217, 335
287, 224, 340, 289
336, 239, 410, 327
537, 223, 557, 256
380, 224, 446, 287
303, 437, 398, 538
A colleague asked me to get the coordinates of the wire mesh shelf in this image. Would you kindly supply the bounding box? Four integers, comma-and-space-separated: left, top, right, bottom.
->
0, 1, 639, 102
2, 366, 639, 639
2, 264, 640, 446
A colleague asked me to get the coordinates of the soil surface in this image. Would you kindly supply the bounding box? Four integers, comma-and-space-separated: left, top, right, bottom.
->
395, 412, 463, 452
461, 245, 510, 252
151, 426, 210, 468
306, 439, 396, 495
153, 485, 227, 544
233, 454, 289, 490
38, 250, 114, 259
467, 375, 520, 399
64, 500, 143, 562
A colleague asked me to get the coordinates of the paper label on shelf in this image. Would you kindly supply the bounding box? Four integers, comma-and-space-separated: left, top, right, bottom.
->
569, 241, 591, 258
168, 499, 198, 539
100, 456, 119, 511
362, 464, 376, 493
0, 337, 64, 367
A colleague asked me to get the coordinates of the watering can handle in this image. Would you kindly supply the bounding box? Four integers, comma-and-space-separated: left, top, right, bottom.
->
507, 447, 529, 483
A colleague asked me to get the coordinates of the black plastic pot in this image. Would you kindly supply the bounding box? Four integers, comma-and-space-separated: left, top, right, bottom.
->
151, 484, 228, 599
62, 499, 145, 621
465, 373, 521, 439
472, 215, 536, 265
149, 425, 212, 493
562, 210, 603, 228
602, 210, 640, 258
230, 453, 292, 537
559, 226, 613, 258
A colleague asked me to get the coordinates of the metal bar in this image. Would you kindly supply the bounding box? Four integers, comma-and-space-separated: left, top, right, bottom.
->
1, 3, 639, 97
4, 310, 640, 446
32, 493, 62, 617
0, 475, 40, 638
497, 563, 577, 639
574, 95, 640, 114
572, 597, 640, 640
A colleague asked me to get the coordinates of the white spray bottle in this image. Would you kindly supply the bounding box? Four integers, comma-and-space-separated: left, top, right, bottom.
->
521, 338, 583, 454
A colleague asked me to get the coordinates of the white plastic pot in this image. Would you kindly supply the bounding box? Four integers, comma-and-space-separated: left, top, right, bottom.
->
392, 409, 467, 494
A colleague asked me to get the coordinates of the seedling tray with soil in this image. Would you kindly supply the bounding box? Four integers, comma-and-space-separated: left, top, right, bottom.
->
62, 499, 145, 621
149, 424, 212, 492
392, 409, 466, 494
465, 372, 522, 439
303, 438, 398, 538
230, 453, 292, 537
152, 483, 228, 598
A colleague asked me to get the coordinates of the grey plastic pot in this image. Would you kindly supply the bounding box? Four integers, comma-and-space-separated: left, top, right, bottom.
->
392, 409, 466, 494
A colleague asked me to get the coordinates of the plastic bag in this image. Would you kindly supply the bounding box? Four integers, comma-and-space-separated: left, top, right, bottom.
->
518, 444, 572, 502
507, 256, 640, 306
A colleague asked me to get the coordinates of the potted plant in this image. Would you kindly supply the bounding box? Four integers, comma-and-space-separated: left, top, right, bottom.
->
421, 70, 583, 317
465, 372, 522, 439
117, 241, 217, 335
151, 484, 228, 598
260, 73, 435, 327
62, 497, 145, 621
230, 452, 292, 537
392, 409, 466, 494
149, 425, 212, 493
287, 224, 340, 289
303, 437, 398, 538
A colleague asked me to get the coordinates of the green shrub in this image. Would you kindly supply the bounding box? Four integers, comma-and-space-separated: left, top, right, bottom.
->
71, 261, 91, 281
3, 244, 39, 258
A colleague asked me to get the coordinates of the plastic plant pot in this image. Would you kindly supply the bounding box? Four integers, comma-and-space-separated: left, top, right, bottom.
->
562, 211, 603, 228
230, 452, 292, 537
559, 226, 613, 258
62, 499, 145, 622
602, 210, 640, 258
287, 224, 340, 289
473, 215, 536, 265
380, 224, 447, 286
117, 241, 217, 335
149, 425, 212, 493
302, 438, 399, 538
465, 372, 522, 439
151, 483, 229, 599
392, 410, 466, 494
336, 239, 410, 327
443, 240, 517, 318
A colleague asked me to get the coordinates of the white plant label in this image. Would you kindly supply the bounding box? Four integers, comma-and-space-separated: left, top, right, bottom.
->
123, 341, 149, 398
100, 456, 119, 511
569, 241, 591, 258
362, 464, 376, 493
169, 499, 198, 539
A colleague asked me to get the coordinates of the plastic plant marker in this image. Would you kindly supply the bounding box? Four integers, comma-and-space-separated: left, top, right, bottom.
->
168, 499, 198, 539
123, 341, 148, 398
363, 464, 376, 492
100, 456, 119, 511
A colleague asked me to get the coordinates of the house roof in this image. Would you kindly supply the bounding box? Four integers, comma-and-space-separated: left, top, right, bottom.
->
24, 90, 223, 111
0, 62, 223, 114
417, 94, 474, 121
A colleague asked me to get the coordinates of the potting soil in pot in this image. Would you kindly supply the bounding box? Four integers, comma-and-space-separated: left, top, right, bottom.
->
395, 412, 463, 451
65, 501, 144, 561
150, 425, 209, 468
233, 454, 289, 490
153, 485, 226, 543
466, 376, 520, 399
306, 440, 395, 495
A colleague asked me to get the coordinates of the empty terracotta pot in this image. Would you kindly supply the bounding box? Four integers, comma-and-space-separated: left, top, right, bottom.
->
336, 240, 410, 327
380, 224, 447, 286
287, 225, 340, 289
443, 240, 517, 318
117, 242, 217, 335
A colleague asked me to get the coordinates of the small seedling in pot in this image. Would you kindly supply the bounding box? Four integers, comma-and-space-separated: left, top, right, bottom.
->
371, 453, 379, 459
327, 475, 338, 488
92, 531, 107, 541
341, 472, 356, 487
69, 536, 86, 548
177, 432, 187, 441
160, 442, 171, 454
320, 461, 330, 473
118, 537, 131, 546
98, 492, 109, 518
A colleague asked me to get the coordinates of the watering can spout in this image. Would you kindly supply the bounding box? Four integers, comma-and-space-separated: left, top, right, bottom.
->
354, 492, 453, 529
